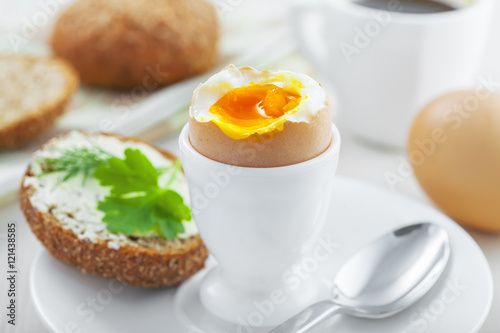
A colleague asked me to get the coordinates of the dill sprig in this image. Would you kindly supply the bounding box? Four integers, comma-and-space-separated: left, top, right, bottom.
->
37, 146, 113, 185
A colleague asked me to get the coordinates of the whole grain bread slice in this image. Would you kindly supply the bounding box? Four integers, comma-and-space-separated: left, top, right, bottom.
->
0, 55, 78, 149
20, 132, 208, 288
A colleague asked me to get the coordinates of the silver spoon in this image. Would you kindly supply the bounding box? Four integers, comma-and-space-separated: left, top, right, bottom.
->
269, 222, 450, 333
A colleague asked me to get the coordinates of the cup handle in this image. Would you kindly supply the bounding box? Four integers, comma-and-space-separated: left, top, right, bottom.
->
290, 2, 329, 72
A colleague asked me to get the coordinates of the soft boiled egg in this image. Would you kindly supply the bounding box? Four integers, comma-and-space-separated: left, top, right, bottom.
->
188, 65, 332, 167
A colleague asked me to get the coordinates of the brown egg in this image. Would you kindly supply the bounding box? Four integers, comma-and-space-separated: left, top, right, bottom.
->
408, 90, 500, 232
188, 66, 333, 168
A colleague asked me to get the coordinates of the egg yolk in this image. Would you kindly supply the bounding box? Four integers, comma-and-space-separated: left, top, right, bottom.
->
208, 84, 301, 139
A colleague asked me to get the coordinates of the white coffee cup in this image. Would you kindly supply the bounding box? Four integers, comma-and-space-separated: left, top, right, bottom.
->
179, 123, 340, 326
291, 0, 494, 147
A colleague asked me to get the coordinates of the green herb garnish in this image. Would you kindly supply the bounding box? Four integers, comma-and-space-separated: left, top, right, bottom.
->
94, 149, 191, 240
38, 146, 111, 184
37, 146, 191, 240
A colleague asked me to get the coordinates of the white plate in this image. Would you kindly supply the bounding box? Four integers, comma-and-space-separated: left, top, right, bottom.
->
30, 176, 493, 333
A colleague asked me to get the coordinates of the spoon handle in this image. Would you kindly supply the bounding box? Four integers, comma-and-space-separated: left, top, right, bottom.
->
268, 300, 343, 333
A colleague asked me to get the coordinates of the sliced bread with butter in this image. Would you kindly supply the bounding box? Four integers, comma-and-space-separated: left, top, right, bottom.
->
20, 131, 208, 287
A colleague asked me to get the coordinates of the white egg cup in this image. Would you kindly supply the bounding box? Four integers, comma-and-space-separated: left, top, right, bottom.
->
179, 123, 341, 327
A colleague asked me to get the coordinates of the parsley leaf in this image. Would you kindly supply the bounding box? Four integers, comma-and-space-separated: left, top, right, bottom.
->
94, 148, 158, 194
94, 148, 192, 240
97, 196, 157, 235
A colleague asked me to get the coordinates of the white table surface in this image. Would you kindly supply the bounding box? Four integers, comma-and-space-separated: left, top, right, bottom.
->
0, 0, 500, 332
0, 122, 499, 333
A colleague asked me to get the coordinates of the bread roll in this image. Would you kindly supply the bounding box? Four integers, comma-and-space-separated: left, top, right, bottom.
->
51, 0, 219, 89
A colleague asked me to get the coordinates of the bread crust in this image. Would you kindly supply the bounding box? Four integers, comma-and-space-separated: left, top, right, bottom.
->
188, 105, 333, 167
51, 0, 219, 89
0, 56, 78, 150
20, 132, 208, 288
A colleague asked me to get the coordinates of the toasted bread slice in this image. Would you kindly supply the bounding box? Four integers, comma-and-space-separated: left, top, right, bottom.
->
0, 55, 78, 149
20, 131, 208, 287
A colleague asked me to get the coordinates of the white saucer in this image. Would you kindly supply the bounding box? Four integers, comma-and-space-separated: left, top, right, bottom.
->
30, 177, 493, 333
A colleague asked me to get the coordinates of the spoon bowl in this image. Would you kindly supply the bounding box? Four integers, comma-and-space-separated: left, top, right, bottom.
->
270, 222, 450, 332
